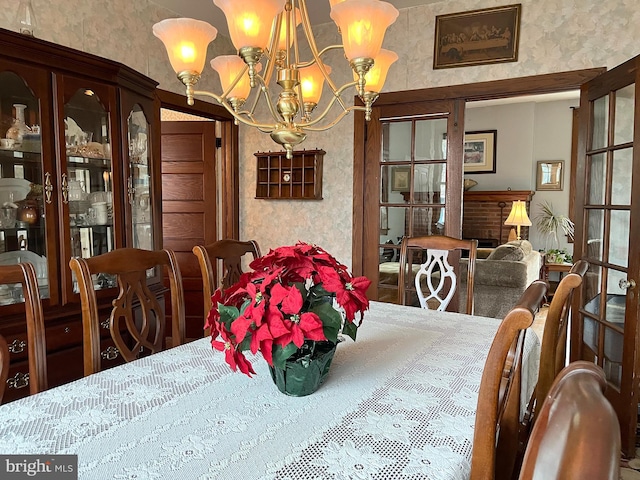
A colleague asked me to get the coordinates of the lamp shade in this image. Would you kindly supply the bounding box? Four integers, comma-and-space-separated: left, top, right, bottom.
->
300, 64, 332, 105
210, 55, 261, 100
152, 18, 218, 75
328, 0, 348, 6
274, 7, 301, 51
505, 201, 532, 226
214, 0, 285, 51
355, 48, 397, 93
330, 0, 399, 61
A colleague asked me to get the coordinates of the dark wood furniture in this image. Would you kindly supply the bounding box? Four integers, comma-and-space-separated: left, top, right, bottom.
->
518, 361, 620, 480
398, 235, 477, 314
192, 239, 261, 321
0, 262, 47, 402
470, 280, 547, 480
255, 150, 324, 199
69, 248, 185, 376
540, 256, 572, 301
0, 27, 162, 399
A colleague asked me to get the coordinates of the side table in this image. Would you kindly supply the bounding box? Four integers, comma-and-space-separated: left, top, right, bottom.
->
541, 259, 573, 301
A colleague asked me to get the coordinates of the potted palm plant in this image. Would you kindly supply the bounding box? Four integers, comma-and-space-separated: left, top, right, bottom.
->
535, 201, 575, 263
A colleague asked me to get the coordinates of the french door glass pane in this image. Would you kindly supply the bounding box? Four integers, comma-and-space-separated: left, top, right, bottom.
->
383, 121, 411, 162
584, 264, 602, 314
603, 327, 623, 389
413, 163, 446, 205
415, 119, 447, 160
591, 95, 609, 150
604, 270, 627, 326
611, 148, 632, 205
586, 209, 604, 261
379, 206, 408, 243
608, 210, 629, 267
412, 206, 445, 236
583, 316, 599, 352
587, 153, 606, 205
614, 84, 635, 145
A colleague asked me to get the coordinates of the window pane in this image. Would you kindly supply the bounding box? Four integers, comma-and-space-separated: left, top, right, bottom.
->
412, 206, 445, 236
415, 118, 447, 160
591, 95, 609, 150
383, 121, 411, 162
611, 148, 632, 205
613, 83, 634, 145
608, 210, 629, 267
383, 206, 410, 239
604, 271, 626, 327
413, 163, 446, 205
587, 153, 606, 205
603, 327, 623, 389
583, 316, 599, 352
586, 209, 604, 262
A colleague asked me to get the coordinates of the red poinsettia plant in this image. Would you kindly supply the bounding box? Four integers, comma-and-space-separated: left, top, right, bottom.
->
205, 242, 371, 376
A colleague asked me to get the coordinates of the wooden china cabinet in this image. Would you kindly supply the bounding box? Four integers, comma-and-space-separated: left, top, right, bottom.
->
0, 28, 162, 402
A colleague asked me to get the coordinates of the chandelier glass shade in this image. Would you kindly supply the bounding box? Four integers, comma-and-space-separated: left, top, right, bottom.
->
153, 0, 399, 157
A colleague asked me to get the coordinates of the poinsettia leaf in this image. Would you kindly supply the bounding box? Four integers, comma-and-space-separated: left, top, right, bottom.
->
272, 342, 299, 369
308, 283, 332, 299
342, 320, 358, 342
310, 301, 342, 344
218, 304, 240, 330
293, 282, 308, 300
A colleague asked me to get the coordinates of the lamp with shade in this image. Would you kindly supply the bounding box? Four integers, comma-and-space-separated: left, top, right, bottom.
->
504, 200, 532, 241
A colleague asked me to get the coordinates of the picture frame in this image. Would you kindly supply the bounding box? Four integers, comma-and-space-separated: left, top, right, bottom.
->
464, 130, 497, 174
536, 160, 564, 191
433, 4, 521, 69
391, 167, 411, 191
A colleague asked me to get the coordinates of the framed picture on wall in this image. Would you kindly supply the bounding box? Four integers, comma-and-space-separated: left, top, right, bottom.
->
464, 130, 497, 174
536, 160, 564, 190
433, 4, 522, 69
391, 167, 411, 191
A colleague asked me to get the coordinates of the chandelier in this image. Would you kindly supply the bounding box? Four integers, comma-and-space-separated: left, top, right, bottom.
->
153, 0, 399, 158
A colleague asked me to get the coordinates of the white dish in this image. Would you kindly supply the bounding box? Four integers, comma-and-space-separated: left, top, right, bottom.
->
0, 250, 48, 287
0, 178, 31, 205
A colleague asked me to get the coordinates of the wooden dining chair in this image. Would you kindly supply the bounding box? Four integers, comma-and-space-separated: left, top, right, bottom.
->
69, 248, 185, 376
0, 262, 48, 403
470, 280, 547, 480
192, 239, 261, 316
530, 259, 589, 424
518, 361, 620, 480
397, 235, 477, 314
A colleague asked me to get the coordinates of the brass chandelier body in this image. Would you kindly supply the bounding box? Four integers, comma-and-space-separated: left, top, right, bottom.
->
153, 0, 399, 158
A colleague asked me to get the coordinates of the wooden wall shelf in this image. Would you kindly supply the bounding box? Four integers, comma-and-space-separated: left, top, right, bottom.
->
255, 149, 324, 200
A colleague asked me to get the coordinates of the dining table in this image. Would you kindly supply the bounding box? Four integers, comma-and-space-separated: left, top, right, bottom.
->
0, 300, 540, 479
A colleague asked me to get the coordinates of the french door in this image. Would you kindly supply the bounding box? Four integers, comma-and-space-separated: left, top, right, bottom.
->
571, 54, 640, 457
353, 99, 465, 304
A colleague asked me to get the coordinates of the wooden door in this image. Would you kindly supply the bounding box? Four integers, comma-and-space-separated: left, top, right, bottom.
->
571, 54, 640, 456
161, 121, 217, 339
354, 99, 465, 305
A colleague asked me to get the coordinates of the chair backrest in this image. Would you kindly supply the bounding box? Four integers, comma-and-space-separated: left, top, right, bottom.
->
69, 248, 185, 376
518, 361, 620, 480
192, 239, 261, 315
398, 235, 477, 314
534, 259, 588, 421
0, 262, 47, 402
470, 280, 547, 480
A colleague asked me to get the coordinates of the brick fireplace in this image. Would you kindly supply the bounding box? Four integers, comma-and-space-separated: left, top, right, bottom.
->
462, 190, 535, 246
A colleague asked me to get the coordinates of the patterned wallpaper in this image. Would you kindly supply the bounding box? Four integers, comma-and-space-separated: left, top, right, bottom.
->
2, 0, 640, 270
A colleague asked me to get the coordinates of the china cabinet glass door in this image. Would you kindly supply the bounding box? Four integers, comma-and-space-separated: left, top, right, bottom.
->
0, 68, 51, 305
127, 104, 153, 251
573, 55, 640, 457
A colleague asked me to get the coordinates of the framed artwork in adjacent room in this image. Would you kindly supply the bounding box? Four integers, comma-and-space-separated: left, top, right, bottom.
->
391, 167, 411, 191
536, 160, 564, 191
463, 130, 497, 174
433, 4, 521, 69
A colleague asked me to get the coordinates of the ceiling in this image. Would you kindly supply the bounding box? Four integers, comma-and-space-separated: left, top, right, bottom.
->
149, 0, 442, 37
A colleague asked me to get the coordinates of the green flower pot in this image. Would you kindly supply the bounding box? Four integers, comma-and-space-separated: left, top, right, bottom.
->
269, 341, 337, 396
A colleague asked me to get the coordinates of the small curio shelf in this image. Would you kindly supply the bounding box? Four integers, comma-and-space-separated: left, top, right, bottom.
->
255, 149, 324, 200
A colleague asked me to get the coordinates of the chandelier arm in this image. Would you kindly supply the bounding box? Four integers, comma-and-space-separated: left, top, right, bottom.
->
251, 74, 287, 125
299, 79, 360, 127
298, 0, 349, 112
303, 105, 368, 132
295, 45, 344, 69
192, 90, 276, 131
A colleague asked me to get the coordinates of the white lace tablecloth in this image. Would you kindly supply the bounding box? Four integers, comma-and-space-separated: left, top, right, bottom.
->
0, 301, 540, 480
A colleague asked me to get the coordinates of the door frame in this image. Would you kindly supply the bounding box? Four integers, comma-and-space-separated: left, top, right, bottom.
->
155, 89, 240, 240
352, 68, 605, 284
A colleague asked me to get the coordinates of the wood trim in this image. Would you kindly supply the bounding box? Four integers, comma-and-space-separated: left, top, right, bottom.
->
156, 89, 233, 120
463, 190, 535, 202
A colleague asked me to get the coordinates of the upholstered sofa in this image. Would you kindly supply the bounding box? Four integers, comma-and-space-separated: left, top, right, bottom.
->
459, 240, 542, 319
